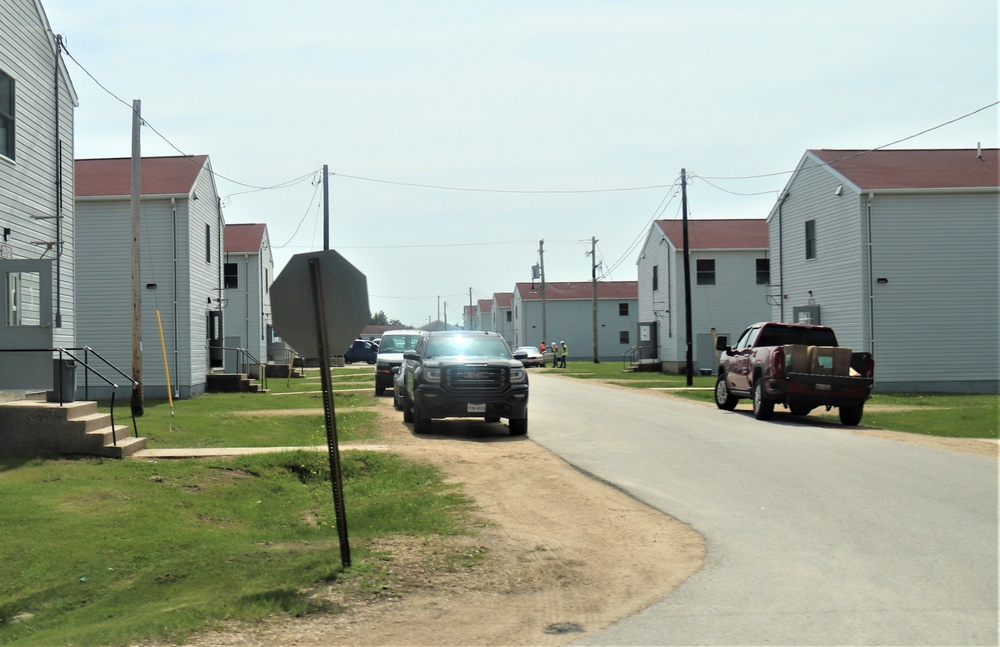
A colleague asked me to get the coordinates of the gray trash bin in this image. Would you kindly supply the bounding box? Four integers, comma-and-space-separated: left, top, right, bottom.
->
47, 358, 77, 403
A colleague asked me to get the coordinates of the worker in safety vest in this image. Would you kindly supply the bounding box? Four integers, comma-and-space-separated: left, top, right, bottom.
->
551, 341, 559, 368
560, 341, 568, 368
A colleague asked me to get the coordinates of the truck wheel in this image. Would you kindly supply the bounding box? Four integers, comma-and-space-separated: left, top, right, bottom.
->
752, 379, 774, 420
509, 417, 528, 436
375, 385, 385, 396
413, 406, 432, 434
839, 403, 864, 426
715, 375, 738, 410
403, 401, 414, 423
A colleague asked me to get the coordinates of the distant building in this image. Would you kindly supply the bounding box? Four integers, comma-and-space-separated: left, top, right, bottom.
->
75, 155, 225, 399
222, 223, 274, 369
636, 219, 771, 373
511, 281, 638, 361
769, 148, 998, 393
491, 292, 514, 343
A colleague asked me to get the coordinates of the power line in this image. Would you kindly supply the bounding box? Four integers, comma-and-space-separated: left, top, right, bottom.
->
694, 100, 999, 182
61, 43, 315, 194
331, 172, 676, 194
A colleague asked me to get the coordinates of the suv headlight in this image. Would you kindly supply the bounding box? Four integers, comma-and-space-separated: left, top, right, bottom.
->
509, 367, 526, 383
423, 367, 442, 384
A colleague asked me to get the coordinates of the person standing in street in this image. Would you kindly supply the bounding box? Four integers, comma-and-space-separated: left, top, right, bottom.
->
560, 341, 568, 368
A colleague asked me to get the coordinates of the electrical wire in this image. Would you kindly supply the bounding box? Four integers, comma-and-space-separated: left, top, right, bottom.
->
61, 44, 315, 194
331, 172, 676, 194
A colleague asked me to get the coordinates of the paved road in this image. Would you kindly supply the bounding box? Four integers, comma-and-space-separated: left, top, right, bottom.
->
527, 373, 998, 646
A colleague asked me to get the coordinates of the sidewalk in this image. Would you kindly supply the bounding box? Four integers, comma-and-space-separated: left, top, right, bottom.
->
131, 444, 390, 459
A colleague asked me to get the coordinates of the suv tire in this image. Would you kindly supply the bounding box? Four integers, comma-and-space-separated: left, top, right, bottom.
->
509, 417, 528, 436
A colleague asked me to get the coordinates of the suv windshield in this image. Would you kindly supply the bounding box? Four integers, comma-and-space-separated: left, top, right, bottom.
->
424, 336, 511, 360
379, 334, 421, 353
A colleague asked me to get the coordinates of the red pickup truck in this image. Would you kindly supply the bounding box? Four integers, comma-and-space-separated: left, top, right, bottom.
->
714, 322, 875, 425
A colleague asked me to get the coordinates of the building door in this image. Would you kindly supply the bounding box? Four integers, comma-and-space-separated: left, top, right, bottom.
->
0, 259, 54, 390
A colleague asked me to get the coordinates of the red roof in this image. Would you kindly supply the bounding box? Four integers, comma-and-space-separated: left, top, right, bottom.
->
76, 155, 210, 197
515, 280, 638, 301
224, 223, 267, 254
477, 299, 492, 312
656, 219, 768, 250
493, 292, 513, 308
808, 148, 999, 190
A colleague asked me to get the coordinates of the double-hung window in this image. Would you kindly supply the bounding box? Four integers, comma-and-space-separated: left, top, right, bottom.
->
0, 70, 14, 160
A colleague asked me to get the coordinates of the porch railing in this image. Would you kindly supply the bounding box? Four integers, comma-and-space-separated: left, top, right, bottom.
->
0, 347, 140, 444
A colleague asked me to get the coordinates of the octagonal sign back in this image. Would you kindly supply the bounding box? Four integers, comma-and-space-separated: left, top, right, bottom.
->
270, 250, 369, 359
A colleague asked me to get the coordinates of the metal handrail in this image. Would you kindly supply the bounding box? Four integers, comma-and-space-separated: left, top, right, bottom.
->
218, 345, 268, 391
0, 346, 140, 444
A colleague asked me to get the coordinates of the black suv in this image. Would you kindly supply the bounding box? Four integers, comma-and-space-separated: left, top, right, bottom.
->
401, 330, 528, 435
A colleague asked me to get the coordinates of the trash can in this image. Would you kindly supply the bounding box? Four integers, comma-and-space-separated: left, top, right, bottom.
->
47, 358, 77, 403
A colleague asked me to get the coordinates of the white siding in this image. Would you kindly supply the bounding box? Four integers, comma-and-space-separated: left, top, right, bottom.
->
768, 159, 868, 350
769, 150, 999, 393
76, 160, 224, 399
637, 222, 770, 372
869, 192, 999, 390
0, 0, 76, 350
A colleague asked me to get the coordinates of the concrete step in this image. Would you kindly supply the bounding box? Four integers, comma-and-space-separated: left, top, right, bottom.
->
95, 436, 147, 459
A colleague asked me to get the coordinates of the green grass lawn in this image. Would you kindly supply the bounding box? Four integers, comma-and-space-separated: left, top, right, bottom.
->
104, 368, 381, 449
555, 361, 999, 439
0, 449, 473, 646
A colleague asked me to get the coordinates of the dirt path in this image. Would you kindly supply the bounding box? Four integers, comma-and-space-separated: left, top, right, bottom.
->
181, 396, 706, 646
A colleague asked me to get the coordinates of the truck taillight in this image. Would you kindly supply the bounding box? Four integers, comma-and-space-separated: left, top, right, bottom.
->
772, 346, 785, 377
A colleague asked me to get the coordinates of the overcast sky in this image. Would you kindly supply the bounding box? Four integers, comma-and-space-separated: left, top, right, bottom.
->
44, 0, 998, 328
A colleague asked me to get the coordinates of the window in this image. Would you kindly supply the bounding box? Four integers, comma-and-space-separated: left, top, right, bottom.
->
652, 265, 659, 291
619, 330, 630, 344
696, 259, 716, 285
756, 258, 770, 285
619, 302, 629, 316
224, 263, 238, 289
506, 311, 511, 322
205, 224, 211, 264
0, 70, 14, 160
805, 220, 816, 259
5, 271, 40, 326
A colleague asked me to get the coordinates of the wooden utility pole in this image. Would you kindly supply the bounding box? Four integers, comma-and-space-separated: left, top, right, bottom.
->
323, 164, 330, 251
130, 99, 144, 416
539, 239, 547, 345
591, 236, 600, 363
681, 168, 693, 386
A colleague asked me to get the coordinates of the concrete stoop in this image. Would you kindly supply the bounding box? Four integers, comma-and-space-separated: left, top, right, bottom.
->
205, 373, 270, 394
0, 400, 147, 459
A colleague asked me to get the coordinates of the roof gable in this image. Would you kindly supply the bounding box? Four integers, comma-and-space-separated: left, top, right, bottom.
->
493, 292, 513, 308
808, 148, 999, 190
655, 219, 769, 250
224, 223, 267, 254
76, 155, 210, 197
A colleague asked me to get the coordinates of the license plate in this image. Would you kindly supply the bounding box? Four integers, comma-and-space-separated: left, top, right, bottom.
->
816, 384, 831, 391
467, 403, 486, 413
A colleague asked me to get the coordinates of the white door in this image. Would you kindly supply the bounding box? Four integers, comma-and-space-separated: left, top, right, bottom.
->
0, 259, 54, 390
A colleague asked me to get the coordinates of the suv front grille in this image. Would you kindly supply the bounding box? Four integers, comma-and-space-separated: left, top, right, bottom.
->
446, 365, 506, 390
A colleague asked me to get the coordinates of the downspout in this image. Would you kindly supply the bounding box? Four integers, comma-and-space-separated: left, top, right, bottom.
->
53, 35, 63, 328
866, 193, 875, 355
777, 191, 789, 322
171, 197, 179, 398
244, 253, 250, 368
